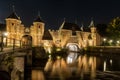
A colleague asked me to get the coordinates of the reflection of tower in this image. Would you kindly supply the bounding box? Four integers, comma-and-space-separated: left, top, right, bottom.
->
30, 13, 44, 46
77, 55, 96, 78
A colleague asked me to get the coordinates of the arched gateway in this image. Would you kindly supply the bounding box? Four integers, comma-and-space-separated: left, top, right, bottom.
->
22, 35, 32, 47
66, 43, 80, 64
66, 43, 80, 52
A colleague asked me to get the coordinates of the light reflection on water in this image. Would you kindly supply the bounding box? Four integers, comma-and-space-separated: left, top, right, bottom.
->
43, 54, 96, 79
32, 52, 120, 80
32, 70, 45, 80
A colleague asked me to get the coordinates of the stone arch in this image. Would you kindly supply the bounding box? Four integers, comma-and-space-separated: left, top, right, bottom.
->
66, 43, 80, 52
66, 43, 80, 64
21, 35, 32, 47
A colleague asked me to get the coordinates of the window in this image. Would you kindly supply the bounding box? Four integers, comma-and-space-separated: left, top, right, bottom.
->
72, 31, 76, 36
12, 23, 14, 26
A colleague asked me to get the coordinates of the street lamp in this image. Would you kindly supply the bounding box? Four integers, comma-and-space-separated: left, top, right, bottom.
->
4, 32, 8, 36
103, 38, 106, 47
109, 40, 113, 46
116, 41, 120, 46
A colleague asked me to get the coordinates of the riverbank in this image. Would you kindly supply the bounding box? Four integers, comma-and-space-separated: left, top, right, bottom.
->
85, 46, 120, 54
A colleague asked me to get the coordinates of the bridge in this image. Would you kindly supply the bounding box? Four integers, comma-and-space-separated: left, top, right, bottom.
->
0, 37, 32, 80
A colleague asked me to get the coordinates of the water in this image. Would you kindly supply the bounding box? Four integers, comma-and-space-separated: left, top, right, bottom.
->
31, 52, 120, 80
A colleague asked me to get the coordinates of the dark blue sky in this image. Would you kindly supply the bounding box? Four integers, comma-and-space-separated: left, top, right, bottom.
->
0, 0, 120, 29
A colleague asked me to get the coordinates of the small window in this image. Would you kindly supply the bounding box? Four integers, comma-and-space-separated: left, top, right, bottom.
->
38, 26, 40, 28
12, 23, 14, 26
72, 31, 76, 36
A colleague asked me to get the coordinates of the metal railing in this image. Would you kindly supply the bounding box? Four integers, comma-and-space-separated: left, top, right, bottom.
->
0, 36, 32, 52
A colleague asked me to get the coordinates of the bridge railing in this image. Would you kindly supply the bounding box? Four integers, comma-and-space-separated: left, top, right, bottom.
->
0, 36, 31, 52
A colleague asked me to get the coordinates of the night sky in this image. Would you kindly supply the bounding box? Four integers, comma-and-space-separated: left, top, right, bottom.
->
0, 0, 120, 29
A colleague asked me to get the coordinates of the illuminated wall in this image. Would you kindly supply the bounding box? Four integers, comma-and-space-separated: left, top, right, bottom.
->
30, 22, 44, 46
6, 18, 25, 46
50, 26, 98, 48
4, 12, 100, 48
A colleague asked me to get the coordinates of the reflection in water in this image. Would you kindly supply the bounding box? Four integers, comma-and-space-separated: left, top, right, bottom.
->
67, 52, 78, 64
44, 54, 96, 79
103, 60, 106, 71
77, 55, 96, 79
32, 70, 45, 80
44, 58, 53, 72
31, 52, 120, 80
50, 58, 71, 79
110, 59, 112, 66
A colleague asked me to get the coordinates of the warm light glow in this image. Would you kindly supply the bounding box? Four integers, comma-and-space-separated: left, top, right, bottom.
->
67, 56, 73, 64
103, 61, 106, 71
103, 38, 106, 42
32, 70, 45, 80
3, 32, 8, 36
56, 47, 61, 51
117, 41, 119, 44
57, 56, 61, 59
109, 40, 113, 43
89, 40, 93, 46
48, 47, 51, 53
110, 59, 112, 65
66, 43, 79, 51
66, 52, 78, 64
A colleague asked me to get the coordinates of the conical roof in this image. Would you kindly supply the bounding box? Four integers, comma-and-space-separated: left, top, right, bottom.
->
7, 12, 19, 20
42, 30, 53, 40
88, 20, 95, 28
34, 16, 44, 23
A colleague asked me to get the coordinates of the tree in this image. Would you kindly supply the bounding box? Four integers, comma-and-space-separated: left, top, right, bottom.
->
96, 24, 108, 37
106, 17, 120, 40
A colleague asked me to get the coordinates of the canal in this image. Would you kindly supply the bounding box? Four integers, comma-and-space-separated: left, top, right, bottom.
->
31, 51, 120, 80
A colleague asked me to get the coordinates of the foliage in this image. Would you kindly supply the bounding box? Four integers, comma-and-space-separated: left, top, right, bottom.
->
1, 54, 14, 73
106, 17, 120, 40
96, 24, 108, 37
32, 46, 46, 58
51, 45, 68, 60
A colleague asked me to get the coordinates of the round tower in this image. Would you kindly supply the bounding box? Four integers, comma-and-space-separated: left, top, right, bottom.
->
5, 11, 24, 46
89, 20, 97, 46
30, 14, 45, 46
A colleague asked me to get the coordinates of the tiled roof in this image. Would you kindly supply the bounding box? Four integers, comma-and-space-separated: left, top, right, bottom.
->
42, 30, 53, 40
62, 22, 81, 31
7, 12, 19, 20
34, 16, 44, 23
83, 27, 91, 32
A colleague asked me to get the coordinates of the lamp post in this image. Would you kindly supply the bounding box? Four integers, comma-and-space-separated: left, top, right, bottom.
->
116, 41, 120, 46
103, 38, 106, 47
109, 40, 113, 46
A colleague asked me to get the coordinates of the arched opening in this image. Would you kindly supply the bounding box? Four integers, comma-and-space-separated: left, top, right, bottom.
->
66, 43, 80, 52
22, 35, 32, 47
66, 43, 80, 64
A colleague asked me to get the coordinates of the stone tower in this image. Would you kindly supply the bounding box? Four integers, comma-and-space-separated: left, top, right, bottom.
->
89, 20, 97, 46
30, 14, 44, 46
6, 11, 25, 46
